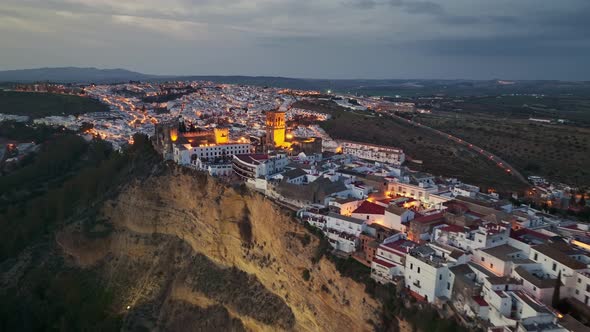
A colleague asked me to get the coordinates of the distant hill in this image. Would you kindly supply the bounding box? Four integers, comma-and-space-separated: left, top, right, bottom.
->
1, 67, 589, 96
0, 67, 154, 83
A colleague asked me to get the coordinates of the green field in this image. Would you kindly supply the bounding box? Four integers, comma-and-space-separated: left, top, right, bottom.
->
414, 112, 590, 188
0, 91, 108, 118
440, 95, 590, 125
294, 100, 525, 192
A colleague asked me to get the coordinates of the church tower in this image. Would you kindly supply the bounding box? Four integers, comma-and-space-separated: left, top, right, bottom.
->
266, 110, 286, 147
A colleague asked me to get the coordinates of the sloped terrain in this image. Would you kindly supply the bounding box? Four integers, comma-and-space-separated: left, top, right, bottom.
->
57, 166, 380, 331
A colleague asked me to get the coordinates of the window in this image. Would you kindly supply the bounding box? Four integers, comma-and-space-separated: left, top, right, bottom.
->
586, 285, 590, 292
576, 290, 580, 295
579, 278, 582, 283
410, 263, 413, 270
490, 263, 494, 269
417, 267, 421, 274
552, 263, 557, 271
533, 286, 536, 291
481, 257, 485, 262
534, 253, 538, 261
439, 274, 442, 280
447, 282, 450, 290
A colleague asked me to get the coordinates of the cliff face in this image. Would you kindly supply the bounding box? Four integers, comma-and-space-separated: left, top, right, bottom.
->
58, 167, 379, 331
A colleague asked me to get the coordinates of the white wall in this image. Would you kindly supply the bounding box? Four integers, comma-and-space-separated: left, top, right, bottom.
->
404, 256, 450, 303
326, 215, 364, 237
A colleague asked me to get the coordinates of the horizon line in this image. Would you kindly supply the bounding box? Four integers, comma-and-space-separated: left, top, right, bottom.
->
1, 66, 589, 83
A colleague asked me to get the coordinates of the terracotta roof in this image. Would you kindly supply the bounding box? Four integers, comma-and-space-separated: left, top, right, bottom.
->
472, 296, 489, 307
381, 239, 417, 255
439, 224, 465, 233
386, 205, 409, 216
373, 258, 396, 269
412, 212, 445, 224
352, 201, 386, 215
510, 228, 551, 244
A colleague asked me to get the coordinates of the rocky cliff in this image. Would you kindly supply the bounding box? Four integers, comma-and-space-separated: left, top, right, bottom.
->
57, 166, 380, 331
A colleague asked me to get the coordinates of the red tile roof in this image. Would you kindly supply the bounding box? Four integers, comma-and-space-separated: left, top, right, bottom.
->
510, 228, 551, 241
408, 289, 426, 302
412, 212, 445, 224
440, 224, 465, 233
381, 239, 418, 256
373, 258, 396, 268
472, 296, 489, 307
352, 201, 386, 215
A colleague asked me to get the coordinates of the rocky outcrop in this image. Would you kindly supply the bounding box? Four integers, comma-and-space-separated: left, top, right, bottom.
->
58, 166, 379, 331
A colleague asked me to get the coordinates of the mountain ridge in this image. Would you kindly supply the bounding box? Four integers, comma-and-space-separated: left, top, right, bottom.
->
2, 67, 590, 96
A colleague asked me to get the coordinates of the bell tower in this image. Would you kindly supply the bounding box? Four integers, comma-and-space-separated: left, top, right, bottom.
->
266, 110, 286, 147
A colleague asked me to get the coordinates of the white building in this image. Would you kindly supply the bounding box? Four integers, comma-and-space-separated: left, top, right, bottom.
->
529, 243, 590, 304
387, 181, 450, 209
340, 140, 405, 165
329, 197, 363, 216
472, 244, 531, 277
192, 158, 234, 176
232, 153, 289, 180
325, 213, 364, 237
351, 201, 386, 225
433, 222, 510, 252
371, 235, 417, 284
173, 142, 252, 166
404, 243, 469, 303
383, 205, 415, 232
301, 212, 364, 254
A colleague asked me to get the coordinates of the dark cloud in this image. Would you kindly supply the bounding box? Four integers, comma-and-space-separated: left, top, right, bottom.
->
404, 36, 590, 57
347, 0, 443, 15
1, 0, 589, 79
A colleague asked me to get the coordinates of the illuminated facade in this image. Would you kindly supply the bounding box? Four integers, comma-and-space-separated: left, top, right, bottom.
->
340, 140, 405, 165
214, 127, 229, 144
266, 111, 286, 147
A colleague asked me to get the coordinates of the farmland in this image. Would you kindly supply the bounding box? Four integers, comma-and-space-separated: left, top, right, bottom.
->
413, 111, 590, 188
293, 99, 526, 193
0, 91, 108, 119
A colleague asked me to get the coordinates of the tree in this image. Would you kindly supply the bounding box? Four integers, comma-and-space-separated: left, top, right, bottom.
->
552, 270, 561, 308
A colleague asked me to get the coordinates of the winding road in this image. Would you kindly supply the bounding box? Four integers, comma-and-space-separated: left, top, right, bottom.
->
388, 112, 530, 186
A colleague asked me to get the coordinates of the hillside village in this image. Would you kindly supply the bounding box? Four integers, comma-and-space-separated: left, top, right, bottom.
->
152, 98, 590, 332
2, 82, 590, 331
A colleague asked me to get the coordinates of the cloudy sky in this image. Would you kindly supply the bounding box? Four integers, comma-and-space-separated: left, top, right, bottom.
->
1, 0, 589, 79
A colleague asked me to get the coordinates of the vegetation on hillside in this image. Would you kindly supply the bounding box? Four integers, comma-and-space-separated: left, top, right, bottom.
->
0, 121, 69, 142
294, 99, 523, 192
0, 129, 159, 330
0, 91, 108, 118
0, 266, 122, 331
414, 112, 590, 187
443, 95, 590, 125
0, 132, 158, 260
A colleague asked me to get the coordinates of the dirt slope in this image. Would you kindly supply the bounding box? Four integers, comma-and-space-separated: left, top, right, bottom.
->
58, 166, 379, 331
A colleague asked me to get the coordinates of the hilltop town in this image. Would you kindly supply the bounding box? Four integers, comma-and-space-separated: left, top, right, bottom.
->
2, 81, 590, 331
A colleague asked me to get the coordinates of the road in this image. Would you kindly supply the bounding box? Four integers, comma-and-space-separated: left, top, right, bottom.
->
388, 112, 530, 186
